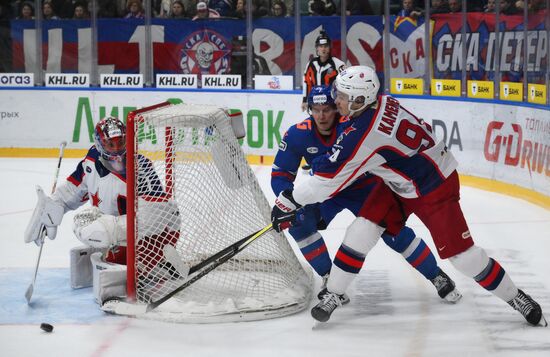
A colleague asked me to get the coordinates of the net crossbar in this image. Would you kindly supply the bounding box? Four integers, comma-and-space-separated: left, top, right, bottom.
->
126, 102, 312, 323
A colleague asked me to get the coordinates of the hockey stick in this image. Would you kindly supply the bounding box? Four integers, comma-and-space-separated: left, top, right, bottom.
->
25, 141, 67, 304
102, 223, 274, 316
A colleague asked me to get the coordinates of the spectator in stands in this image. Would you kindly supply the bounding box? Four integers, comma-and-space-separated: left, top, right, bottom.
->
124, 0, 145, 18
17, 2, 34, 19
53, 0, 84, 19
209, 0, 234, 17
398, 0, 423, 18
516, 0, 546, 13
157, 0, 171, 17
499, 0, 520, 14
308, 0, 336, 16
281, 0, 294, 16
431, 0, 450, 13
170, 0, 186, 17
448, 0, 461, 13
97, 0, 118, 17
254, 0, 270, 17
346, 0, 374, 15
181, 0, 198, 17
234, 0, 245, 17
43, 1, 59, 19
192, 1, 220, 19
73, 2, 89, 18
270, 0, 286, 16
485, 0, 496, 12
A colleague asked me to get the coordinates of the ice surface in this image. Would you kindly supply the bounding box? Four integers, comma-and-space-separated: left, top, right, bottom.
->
1, 158, 549, 357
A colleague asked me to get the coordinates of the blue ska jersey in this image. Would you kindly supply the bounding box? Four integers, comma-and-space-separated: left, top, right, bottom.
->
293, 95, 459, 206
60, 146, 165, 216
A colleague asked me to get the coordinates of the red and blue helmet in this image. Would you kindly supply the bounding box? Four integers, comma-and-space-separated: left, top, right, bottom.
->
93, 116, 126, 162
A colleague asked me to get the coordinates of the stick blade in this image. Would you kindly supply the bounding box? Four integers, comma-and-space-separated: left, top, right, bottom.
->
101, 298, 148, 316
25, 284, 33, 304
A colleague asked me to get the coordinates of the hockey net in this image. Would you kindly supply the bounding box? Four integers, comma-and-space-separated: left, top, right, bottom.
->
125, 101, 312, 323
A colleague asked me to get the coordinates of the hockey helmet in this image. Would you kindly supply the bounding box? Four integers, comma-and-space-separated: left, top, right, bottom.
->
94, 116, 126, 163
307, 85, 336, 109
332, 65, 380, 116
315, 30, 331, 48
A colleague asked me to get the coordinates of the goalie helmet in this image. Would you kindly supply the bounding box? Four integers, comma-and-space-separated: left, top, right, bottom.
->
332, 65, 380, 116
94, 117, 126, 173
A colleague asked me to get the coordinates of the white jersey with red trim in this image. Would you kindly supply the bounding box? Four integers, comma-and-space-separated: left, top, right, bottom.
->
53, 146, 128, 216
293, 95, 458, 205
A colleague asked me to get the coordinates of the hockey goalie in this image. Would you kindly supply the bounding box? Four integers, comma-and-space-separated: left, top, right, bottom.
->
24, 116, 186, 305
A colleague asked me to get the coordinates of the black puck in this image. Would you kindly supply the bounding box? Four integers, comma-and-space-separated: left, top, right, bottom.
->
40, 323, 54, 333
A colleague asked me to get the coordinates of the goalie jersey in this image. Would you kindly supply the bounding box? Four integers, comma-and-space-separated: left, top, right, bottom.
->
293, 95, 458, 205
53, 146, 165, 216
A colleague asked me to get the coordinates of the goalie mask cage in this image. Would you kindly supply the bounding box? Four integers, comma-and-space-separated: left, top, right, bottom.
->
126, 101, 312, 323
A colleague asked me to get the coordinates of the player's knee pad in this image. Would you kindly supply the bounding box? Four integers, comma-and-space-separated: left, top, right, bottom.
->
448, 245, 490, 278
382, 226, 415, 253
91, 252, 126, 304
343, 217, 383, 255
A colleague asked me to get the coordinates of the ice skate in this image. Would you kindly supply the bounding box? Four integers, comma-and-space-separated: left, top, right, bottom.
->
508, 289, 548, 327
430, 270, 462, 303
318, 274, 350, 305
311, 290, 344, 322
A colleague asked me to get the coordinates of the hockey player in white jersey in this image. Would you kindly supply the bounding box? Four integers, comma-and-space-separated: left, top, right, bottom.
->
24, 116, 183, 304
272, 65, 547, 326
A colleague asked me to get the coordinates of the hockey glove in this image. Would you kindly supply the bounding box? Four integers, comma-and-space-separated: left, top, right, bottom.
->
271, 190, 302, 232
24, 186, 65, 245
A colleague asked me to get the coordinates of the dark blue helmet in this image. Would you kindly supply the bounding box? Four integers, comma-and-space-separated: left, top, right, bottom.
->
307, 85, 335, 109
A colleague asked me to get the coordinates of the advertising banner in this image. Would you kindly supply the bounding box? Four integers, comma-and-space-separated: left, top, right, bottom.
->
398, 97, 550, 196
0, 89, 306, 157
431, 12, 548, 84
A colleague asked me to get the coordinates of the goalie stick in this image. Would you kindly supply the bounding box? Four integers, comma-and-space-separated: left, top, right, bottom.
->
25, 141, 67, 304
102, 224, 274, 316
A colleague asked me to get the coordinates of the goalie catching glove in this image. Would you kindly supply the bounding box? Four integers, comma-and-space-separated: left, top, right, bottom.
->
73, 207, 126, 249
24, 185, 65, 245
271, 190, 302, 232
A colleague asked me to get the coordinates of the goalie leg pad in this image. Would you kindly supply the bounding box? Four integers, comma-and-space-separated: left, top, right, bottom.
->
24, 185, 65, 244
70, 245, 107, 289
91, 252, 127, 304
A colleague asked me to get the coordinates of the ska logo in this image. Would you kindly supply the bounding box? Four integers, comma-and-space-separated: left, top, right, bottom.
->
180, 30, 231, 74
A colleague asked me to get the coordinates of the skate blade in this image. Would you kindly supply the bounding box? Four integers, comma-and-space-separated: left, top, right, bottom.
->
312, 320, 326, 330
538, 313, 548, 327
443, 289, 463, 304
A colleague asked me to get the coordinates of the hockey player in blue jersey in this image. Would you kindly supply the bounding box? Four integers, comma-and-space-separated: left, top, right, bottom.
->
272, 85, 461, 305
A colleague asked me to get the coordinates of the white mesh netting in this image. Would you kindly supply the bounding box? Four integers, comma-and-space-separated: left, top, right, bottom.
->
128, 103, 312, 323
